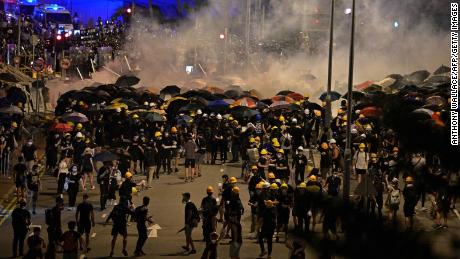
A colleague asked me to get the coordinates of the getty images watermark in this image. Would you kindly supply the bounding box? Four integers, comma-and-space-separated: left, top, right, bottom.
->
452, 3, 459, 145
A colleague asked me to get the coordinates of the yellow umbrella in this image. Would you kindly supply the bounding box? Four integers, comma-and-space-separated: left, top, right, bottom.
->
108, 103, 128, 110
164, 96, 188, 108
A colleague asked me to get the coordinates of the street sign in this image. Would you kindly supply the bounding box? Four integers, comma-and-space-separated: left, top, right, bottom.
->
32, 59, 45, 72
61, 58, 71, 69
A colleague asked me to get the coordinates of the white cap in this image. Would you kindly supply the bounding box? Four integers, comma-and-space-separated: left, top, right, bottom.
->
76, 132, 83, 138
329, 139, 336, 144
197, 109, 203, 115
297, 146, 304, 150
292, 118, 297, 123
216, 114, 222, 120
360, 133, 366, 138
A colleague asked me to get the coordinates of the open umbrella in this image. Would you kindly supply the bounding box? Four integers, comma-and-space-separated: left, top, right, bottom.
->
342, 91, 366, 101
355, 80, 374, 91
160, 85, 181, 97
0, 72, 19, 82
111, 98, 139, 108
176, 115, 193, 126
270, 101, 292, 110
319, 91, 341, 101
178, 102, 205, 112
360, 106, 383, 117
0, 105, 23, 115
287, 92, 304, 101
61, 112, 89, 122
208, 99, 230, 112
94, 151, 119, 162
232, 97, 257, 109
49, 122, 73, 133
425, 95, 446, 107
362, 84, 383, 93
271, 95, 295, 103
115, 74, 140, 87
404, 70, 430, 83
224, 89, 243, 99
143, 112, 165, 123
72, 90, 97, 103
413, 108, 434, 117
202, 85, 224, 94
276, 90, 294, 96
433, 65, 450, 75
249, 89, 262, 99
6, 87, 27, 104
307, 102, 322, 111
107, 102, 128, 110
230, 106, 260, 119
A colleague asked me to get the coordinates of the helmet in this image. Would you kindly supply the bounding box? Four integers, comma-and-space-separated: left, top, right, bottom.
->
229, 116, 234, 121
125, 172, 133, 179
321, 142, 329, 149
255, 136, 260, 142
359, 114, 365, 119
279, 116, 285, 122
78, 101, 85, 106
273, 142, 281, 147
297, 146, 304, 151
256, 183, 263, 189
232, 186, 240, 194
329, 139, 336, 144
392, 147, 399, 152
342, 115, 348, 121
155, 131, 162, 137
280, 183, 288, 189
292, 118, 297, 124
309, 175, 317, 181
298, 182, 307, 189
76, 123, 83, 130
229, 177, 237, 183
270, 183, 279, 190
260, 149, 268, 155
365, 124, 372, 130
370, 153, 378, 158
255, 114, 262, 121
206, 186, 214, 193
263, 182, 270, 189
314, 110, 321, 117
304, 109, 310, 115
249, 138, 256, 143
216, 114, 222, 120
391, 178, 399, 184
251, 165, 258, 170
171, 127, 178, 133
132, 187, 138, 194
143, 101, 149, 106
351, 128, 358, 134
277, 149, 284, 154
11, 121, 18, 128
359, 143, 366, 148
75, 132, 83, 138
268, 173, 276, 179
132, 114, 139, 119
405, 176, 414, 182
197, 109, 203, 115
271, 126, 278, 131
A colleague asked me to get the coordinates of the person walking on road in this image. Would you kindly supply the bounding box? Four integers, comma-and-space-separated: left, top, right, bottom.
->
403, 176, 417, 231
134, 196, 154, 256
27, 165, 41, 214
76, 194, 95, 252
97, 161, 111, 211
46, 197, 64, 253
105, 197, 134, 257
183, 134, 197, 182
12, 199, 31, 258
65, 165, 83, 209
13, 157, 27, 201
21, 138, 37, 172
25, 227, 46, 259
60, 221, 84, 259
182, 192, 198, 254
200, 186, 218, 244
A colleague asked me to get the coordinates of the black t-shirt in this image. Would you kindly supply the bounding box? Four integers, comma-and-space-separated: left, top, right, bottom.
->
185, 201, 198, 225
27, 171, 40, 192
12, 207, 30, 230
21, 144, 36, 161
14, 163, 27, 184
326, 176, 341, 195
119, 180, 136, 197
77, 202, 93, 223
108, 205, 132, 226
135, 205, 149, 226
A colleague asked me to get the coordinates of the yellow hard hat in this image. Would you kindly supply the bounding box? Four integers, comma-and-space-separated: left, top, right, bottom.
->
298, 182, 307, 189
78, 101, 85, 106
405, 176, 414, 182
132, 114, 139, 119
255, 136, 260, 142
171, 127, 178, 133
277, 149, 284, 154
280, 183, 288, 189
392, 147, 399, 152
271, 138, 278, 143
342, 115, 348, 121
270, 183, 279, 190
273, 142, 281, 147
11, 121, 18, 128
321, 142, 329, 149
232, 186, 240, 194
132, 187, 138, 194
314, 110, 322, 117
271, 126, 278, 130
249, 138, 256, 143
359, 143, 366, 148
370, 153, 378, 158
268, 173, 276, 179
251, 165, 258, 170
125, 172, 133, 179
229, 116, 234, 121
206, 186, 214, 193
229, 177, 237, 184
76, 123, 83, 130
359, 114, 365, 119
309, 175, 317, 181
260, 149, 268, 155
279, 116, 285, 122
155, 131, 162, 137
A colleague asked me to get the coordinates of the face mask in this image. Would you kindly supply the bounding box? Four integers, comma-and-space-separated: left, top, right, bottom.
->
27, 141, 32, 145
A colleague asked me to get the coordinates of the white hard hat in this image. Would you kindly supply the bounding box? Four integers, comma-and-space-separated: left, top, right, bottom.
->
197, 109, 203, 115
292, 118, 297, 123
304, 109, 310, 115
149, 102, 155, 107
297, 146, 304, 150
115, 108, 121, 113
76, 132, 83, 138
360, 133, 366, 138
355, 109, 361, 114
143, 101, 148, 106
203, 113, 208, 117
216, 114, 222, 120
329, 139, 336, 144
351, 128, 358, 134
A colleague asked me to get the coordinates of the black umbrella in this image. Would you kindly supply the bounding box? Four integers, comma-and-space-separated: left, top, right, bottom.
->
0, 97, 11, 108
116, 74, 140, 87
230, 106, 260, 119
160, 85, 181, 97
6, 87, 27, 104
386, 74, 404, 80
0, 105, 23, 115
433, 65, 450, 75
342, 91, 366, 101
94, 151, 119, 162
307, 102, 322, 111
61, 112, 89, 123
0, 72, 18, 82
72, 90, 97, 103
224, 89, 243, 99
319, 91, 341, 101
404, 70, 430, 84
178, 102, 205, 112
425, 75, 449, 84
143, 112, 165, 122
95, 90, 112, 101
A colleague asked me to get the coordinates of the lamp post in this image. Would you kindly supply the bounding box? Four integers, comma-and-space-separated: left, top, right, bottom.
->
343, 0, 356, 202
325, 0, 335, 137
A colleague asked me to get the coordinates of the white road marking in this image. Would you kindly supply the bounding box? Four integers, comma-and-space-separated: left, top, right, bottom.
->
91, 233, 97, 238
148, 224, 162, 238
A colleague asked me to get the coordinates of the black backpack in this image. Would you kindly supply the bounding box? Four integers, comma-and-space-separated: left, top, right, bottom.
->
45, 208, 54, 226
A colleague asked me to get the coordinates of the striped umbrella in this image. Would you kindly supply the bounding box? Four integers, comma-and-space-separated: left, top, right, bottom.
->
232, 97, 257, 109
287, 92, 304, 101
271, 95, 295, 103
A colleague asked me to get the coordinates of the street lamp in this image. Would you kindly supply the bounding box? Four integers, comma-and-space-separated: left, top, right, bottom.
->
393, 21, 399, 28
219, 33, 225, 40
344, 8, 352, 14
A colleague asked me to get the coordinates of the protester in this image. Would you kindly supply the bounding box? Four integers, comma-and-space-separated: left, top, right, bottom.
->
12, 199, 31, 258
27, 165, 41, 214
76, 194, 95, 252
46, 197, 64, 254
105, 197, 134, 257
134, 196, 154, 256
182, 192, 198, 254
183, 134, 197, 182
60, 221, 84, 259
25, 227, 46, 259
13, 157, 27, 201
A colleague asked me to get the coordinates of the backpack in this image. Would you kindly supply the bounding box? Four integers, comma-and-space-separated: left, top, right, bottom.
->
61, 231, 79, 252
390, 189, 400, 206
45, 209, 54, 226
190, 202, 200, 227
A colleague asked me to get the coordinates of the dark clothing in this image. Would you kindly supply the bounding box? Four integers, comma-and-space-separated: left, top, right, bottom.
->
77, 202, 93, 224
25, 235, 45, 259
326, 175, 341, 196
134, 205, 152, 253
14, 163, 27, 187
12, 207, 30, 257
21, 144, 36, 161
107, 205, 133, 236
403, 184, 417, 217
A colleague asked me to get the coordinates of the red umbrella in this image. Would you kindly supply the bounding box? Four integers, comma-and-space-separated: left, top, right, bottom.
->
50, 122, 73, 133
360, 107, 383, 117
232, 97, 257, 109
271, 95, 295, 103
355, 80, 374, 91
287, 92, 304, 101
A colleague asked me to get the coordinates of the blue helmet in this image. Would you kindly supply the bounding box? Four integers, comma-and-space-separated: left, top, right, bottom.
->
255, 114, 262, 121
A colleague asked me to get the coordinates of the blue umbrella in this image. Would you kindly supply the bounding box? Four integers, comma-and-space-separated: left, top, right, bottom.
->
208, 99, 229, 112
